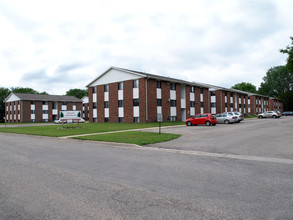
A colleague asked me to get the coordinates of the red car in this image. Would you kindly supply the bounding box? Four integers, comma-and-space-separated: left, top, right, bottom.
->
185, 113, 217, 126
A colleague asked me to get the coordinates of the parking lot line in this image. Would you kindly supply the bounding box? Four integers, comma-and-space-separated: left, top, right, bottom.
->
139, 147, 293, 165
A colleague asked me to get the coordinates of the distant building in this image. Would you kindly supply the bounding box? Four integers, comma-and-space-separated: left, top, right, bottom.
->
5, 93, 82, 123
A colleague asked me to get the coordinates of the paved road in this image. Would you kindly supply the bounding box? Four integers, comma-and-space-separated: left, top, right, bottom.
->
1, 118, 293, 219
147, 117, 293, 159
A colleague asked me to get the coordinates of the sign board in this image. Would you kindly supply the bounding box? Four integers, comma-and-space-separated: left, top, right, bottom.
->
157, 113, 163, 122
60, 111, 81, 122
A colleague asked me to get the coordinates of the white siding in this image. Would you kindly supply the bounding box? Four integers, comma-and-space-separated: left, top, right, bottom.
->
93, 93, 97, 102
118, 90, 123, 100
133, 88, 139, 99
91, 69, 144, 86
42, 105, 48, 110
157, 88, 162, 99
104, 92, 109, 101
31, 105, 35, 110
31, 114, 35, 120
53, 109, 58, 115
170, 90, 176, 100
200, 94, 203, 102
211, 96, 216, 102
190, 93, 195, 101
119, 107, 124, 117
157, 106, 162, 114
93, 109, 97, 118
43, 114, 48, 119
104, 108, 109, 117
62, 105, 67, 110
190, 107, 195, 115
133, 106, 139, 117
170, 107, 177, 116
73, 106, 76, 110
181, 99, 186, 108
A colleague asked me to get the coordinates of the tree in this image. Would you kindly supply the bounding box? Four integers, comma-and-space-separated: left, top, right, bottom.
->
231, 82, 257, 93
11, 87, 48, 95
280, 36, 293, 75
258, 65, 293, 110
65, 88, 88, 99
0, 87, 11, 123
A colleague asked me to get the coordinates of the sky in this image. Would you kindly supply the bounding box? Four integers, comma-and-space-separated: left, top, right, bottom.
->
0, 0, 292, 95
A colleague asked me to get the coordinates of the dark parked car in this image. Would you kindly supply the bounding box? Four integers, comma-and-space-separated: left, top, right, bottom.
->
186, 113, 217, 126
282, 111, 293, 116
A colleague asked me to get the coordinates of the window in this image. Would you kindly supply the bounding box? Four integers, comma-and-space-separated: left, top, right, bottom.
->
211, 103, 216, 107
133, 80, 139, 88
170, 100, 176, 107
31, 110, 35, 114
43, 110, 48, 114
239, 104, 242, 108
190, 101, 195, 107
73, 102, 76, 106
170, 116, 177, 121
200, 102, 204, 107
118, 82, 123, 90
157, 81, 161, 88
31, 101, 34, 104
118, 117, 124, 123
225, 103, 227, 107
42, 101, 48, 105
93, 102, 97, 109
230, 103, 233, 108
92, 87, 96, 93
133, 99, 139, 106
118, 100, 123, 107
230, 92, 234, 97
157, 99, 162, 106
104, 84, 109, 92
190, 86, 194, 93
200, 88, 203, 94
210, 91, 215, 96
104, 117, 109, 122
93, 118, 97, 122
104, 101, 109, 108
225, 92, 227, 96
170, 83, 176, 90
133, 117, 140, 123
62, 102, 67, 105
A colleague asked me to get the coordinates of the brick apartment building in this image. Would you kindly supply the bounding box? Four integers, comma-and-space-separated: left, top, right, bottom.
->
87, 67, 212, 123
82, 96, 89, 121
5, 93, 82, 123
87, 67, 283, 123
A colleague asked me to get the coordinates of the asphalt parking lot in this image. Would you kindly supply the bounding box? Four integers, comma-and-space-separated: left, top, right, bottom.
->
146, 117, 293, 160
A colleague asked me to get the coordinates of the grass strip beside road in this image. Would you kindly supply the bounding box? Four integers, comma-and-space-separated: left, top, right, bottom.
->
0, 122, 184, 137
72, 131, 181, 146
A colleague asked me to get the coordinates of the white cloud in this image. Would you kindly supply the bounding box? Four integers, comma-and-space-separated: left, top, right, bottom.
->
0, 0, 292, 94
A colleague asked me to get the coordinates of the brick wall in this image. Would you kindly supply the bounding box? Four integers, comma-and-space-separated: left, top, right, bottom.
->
124, 80, 133, 123
97, 85, 104, 122
139, 78, 147, 123
147, 79, 157, 122
203, 88, 209, 113
194, 87, 200, 114
186, 85, 191, 118
109, 83, 118, 122
161, 81, 170, 121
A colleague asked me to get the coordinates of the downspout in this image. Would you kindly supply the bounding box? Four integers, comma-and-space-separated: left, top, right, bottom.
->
145, 77, 149, 122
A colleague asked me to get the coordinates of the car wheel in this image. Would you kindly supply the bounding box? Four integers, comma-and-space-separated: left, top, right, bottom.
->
224, 120, 230, 124
272, 115, 276, 119
258, 116, 263, 119
212, 124, 216, 126
187, 121, 192, 126
205, 121, 211, 126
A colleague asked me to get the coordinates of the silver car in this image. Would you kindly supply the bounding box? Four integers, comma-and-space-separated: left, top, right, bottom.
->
216, 113, 238, 124
224, 112, 243, 123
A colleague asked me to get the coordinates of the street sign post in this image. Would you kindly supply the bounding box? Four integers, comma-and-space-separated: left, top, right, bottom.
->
157, 113, 163, 134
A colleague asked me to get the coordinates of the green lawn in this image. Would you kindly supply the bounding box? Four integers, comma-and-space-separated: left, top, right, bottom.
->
0, 122, 184, 137
72, 131, 181, 146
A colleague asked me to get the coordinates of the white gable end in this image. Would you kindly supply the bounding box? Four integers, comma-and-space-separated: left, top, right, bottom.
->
90, 69, 144, 86
5, 93, 20, 102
